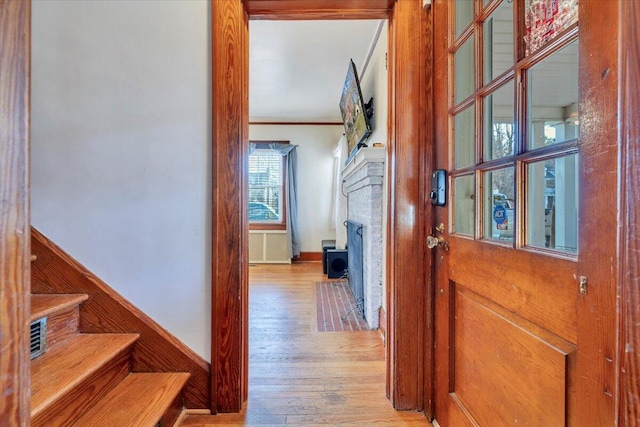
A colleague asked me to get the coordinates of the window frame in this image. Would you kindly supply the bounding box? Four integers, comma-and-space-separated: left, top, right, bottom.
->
248, 140, 288, 230
448, 0, 579, 259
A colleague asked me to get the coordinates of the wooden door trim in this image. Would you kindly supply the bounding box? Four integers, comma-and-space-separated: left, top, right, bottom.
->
243, 0, 394, 20
619, 0, 640, 422
386, 0, 433, 413
0, 0, 31, 424
211, 0, 433, 414
211, 0, 249, 413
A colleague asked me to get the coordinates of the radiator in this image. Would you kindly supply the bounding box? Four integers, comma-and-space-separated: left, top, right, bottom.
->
249, 230, 291, 264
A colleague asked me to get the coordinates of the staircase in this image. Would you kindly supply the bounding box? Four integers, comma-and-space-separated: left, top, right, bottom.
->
30, 293, 190, 426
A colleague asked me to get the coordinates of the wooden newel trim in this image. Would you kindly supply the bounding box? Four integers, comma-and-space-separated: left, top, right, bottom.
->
0, 1, 31, 425
211, 0, 249, 413
387, 0, 431, 412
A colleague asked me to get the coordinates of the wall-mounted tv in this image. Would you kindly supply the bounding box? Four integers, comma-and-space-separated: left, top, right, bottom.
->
339, 59, 373, 162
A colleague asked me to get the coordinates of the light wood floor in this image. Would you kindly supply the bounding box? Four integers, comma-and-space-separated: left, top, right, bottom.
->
182, 262, 429, 426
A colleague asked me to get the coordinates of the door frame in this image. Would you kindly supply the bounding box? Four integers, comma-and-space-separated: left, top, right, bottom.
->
0, 0, 31, 425
210, 0, 434, 415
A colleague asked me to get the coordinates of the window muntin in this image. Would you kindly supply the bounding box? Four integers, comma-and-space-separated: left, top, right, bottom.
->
249, 150, 284, 224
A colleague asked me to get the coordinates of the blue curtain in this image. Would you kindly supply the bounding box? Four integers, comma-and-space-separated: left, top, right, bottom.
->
267, 143, 299, 258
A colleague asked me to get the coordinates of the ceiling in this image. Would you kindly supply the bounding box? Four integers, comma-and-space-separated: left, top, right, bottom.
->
249, 20, 382, 123
248, 14, 578, 124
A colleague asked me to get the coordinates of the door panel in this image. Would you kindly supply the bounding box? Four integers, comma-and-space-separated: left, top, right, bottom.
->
450, 239, 577, 343
450, 284, 575, 426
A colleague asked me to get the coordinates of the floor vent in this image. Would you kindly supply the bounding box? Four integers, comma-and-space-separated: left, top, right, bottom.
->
30, 317, 47, 360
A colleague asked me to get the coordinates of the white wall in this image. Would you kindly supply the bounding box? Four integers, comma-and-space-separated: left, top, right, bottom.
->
360, 21, 389, 150
357, 21, 389, 309
250, 125, 343, 252
31, 0, 211, 360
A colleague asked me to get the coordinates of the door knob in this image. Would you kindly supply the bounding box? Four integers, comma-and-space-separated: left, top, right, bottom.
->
427, 223, 448, 251
426, 235, 448, 251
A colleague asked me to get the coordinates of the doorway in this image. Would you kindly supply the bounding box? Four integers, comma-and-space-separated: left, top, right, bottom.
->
210, 0, 432, 415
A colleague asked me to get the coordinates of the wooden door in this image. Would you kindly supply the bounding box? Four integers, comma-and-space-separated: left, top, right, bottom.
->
432, 0, 619, 425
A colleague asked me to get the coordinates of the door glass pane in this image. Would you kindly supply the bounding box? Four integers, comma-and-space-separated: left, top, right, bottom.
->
455, 0, 474, 39
455, 36, 475, 105
484, 81, 515, 161
526, 154, 578, 253
454, 174, 475, 236
528, 40, 579, 149
484, 0, 514, 83
455, 105, 475, 168
525, 0, 579, 56
484, 167, 515, 243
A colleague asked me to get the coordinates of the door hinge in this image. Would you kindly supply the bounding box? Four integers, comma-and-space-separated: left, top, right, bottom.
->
579, 276, 588, 295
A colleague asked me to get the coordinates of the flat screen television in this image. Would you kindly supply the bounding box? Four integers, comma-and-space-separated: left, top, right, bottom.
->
339, 59, 372, 162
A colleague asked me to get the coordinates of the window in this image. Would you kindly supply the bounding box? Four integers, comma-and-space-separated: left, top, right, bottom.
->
450, 0, 579, 255
249, 145, 286, 228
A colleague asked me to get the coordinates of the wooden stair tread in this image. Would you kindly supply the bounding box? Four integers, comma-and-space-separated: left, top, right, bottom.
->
31, 333, 139, 418
30, 293, 88, 322
74, 372, 191, 427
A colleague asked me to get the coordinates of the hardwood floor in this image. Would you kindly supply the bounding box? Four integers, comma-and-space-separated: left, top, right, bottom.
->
182, 263, 429, 426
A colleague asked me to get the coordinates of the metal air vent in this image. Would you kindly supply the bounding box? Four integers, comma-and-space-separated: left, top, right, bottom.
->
30, 317, 47, 360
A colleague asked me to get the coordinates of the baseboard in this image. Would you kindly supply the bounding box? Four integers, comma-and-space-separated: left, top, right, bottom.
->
292, 251, 322, 262
173, 408, 211, 427
30, 227, 211, 410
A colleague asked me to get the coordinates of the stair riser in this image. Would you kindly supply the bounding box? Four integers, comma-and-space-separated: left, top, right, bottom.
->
31, 349, 131, 427
44, 306, 80, 351
161, 392, 184, 427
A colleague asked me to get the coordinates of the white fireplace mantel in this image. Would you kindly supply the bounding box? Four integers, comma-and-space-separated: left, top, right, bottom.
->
343, 147, 386, 182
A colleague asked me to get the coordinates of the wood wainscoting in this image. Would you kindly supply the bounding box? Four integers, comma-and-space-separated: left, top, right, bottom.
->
30, 227, 211, 410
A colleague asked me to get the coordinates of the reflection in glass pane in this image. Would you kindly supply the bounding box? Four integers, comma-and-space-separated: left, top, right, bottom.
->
527, 155, 579, 253
454, 175, 475, 236
528, 40, 579, 149
455, 0, 474, 39
455, 37, 475, 105
524, 0, 578, 55
484, 81, 514, 161
455, 105, 475, 168
484, 168, 515, 243
484, 0, 514, 83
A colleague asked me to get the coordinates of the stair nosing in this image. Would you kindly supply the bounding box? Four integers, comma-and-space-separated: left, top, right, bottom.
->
30, 293, 89, 322
30, 333, 139, 418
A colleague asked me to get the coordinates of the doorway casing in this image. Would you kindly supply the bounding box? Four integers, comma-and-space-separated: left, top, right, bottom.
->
210, 0, 434, 415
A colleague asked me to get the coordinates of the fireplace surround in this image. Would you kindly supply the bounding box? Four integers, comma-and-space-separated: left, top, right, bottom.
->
342, 147, 385, 329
